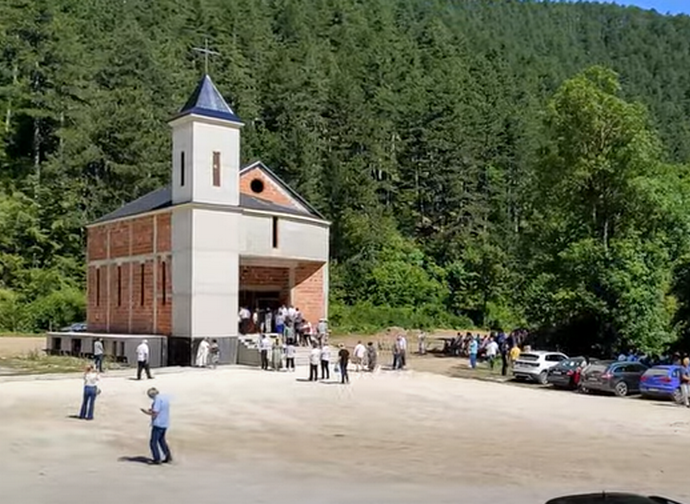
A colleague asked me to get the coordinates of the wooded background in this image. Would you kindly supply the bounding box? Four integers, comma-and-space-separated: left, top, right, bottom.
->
2, 0, 690, 355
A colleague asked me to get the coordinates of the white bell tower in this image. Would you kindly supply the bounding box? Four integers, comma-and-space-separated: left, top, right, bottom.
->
168, 74, 244, 206
168, 73, 243, 346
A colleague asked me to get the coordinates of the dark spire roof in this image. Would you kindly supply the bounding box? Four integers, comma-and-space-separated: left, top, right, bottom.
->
173, 74, 242, 123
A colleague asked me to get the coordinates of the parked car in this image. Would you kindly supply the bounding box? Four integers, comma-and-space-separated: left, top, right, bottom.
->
640, 365, 684, 403
546, 356, 593, 390
513, 350, 568, 384
60, 322, 87, 333
579, 360, 648, 397
546, 493, 684, 504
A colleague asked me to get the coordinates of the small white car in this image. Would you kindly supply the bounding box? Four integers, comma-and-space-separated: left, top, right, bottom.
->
513, 350, 568, 384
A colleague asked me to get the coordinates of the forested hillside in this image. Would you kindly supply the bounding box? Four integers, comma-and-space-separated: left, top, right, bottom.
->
2, 0, 690, 354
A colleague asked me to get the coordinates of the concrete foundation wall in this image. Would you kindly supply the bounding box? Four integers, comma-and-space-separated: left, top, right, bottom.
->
46, 333, 167, 368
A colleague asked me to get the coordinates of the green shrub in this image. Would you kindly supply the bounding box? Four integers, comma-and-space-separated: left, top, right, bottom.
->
26, 287, 86, 332
0, 288, 29, 332
330, 300, 474, 334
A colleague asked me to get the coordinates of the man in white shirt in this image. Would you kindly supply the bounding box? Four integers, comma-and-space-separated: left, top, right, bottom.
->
320, 343, 331, 380
353, 341, 366, 372
309, 344, 321, 381
399, 335, 408, 368
238, 307, 251, 334
485, 337, 499, 372
136, 339, 152, 380
316, 318, 328, 345
259, 334, 272, 370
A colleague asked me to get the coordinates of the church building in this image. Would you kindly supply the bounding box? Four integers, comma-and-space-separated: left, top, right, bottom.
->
82, 74, 330, 366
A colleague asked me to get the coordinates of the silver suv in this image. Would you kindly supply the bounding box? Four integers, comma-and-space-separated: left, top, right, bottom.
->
513, 350, 568, 384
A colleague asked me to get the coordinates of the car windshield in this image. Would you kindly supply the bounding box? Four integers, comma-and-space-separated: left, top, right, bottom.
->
560, 359, 581, 368
586, 363, 611, 373
518, 353, 539, 361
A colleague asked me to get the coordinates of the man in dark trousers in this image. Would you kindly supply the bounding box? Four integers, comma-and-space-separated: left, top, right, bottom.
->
338, 344, 350, 384
136, 339, 152, 380
93, 338, 104, 372
498, 331, 509, 376
140, 387, 172, 465
259, 334, 271, 370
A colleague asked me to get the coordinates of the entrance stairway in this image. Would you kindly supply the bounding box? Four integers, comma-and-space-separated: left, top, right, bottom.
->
237, 334, 313, 367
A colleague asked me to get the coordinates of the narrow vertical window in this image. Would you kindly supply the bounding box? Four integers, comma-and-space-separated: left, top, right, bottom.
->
96, 268, 101, 307
180, 151, 185, 187
161, 261, 167, 306
272, 216, 279, 248
140, 263, 145, 306
117, 266, 122, 307
212, 151, 221, 187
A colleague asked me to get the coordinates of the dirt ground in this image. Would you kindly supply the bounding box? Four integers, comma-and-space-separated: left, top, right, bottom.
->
0, 336, 44, 357
1, 363, 689, 504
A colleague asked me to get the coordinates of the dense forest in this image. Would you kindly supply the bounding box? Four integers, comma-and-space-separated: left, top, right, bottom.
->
2, 0, 690, 354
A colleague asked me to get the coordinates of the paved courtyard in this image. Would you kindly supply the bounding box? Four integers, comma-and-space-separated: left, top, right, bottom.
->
0, 365, 688, 504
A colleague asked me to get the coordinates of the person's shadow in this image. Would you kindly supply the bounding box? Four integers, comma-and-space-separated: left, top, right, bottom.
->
118, 456, 152, 464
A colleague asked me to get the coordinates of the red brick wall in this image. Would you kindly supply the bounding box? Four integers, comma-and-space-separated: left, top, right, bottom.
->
240, 167, 301, 210
86, 211, 172, 335
156, 213, 171, 252
87, 265, 107, 331
109, 221, 130, 258
156, 256, 172, 335
130, 260, 154, 333
87, 227, 108, 261
109, 263, 130, 333
239, 266, 291, 305
293, 263, 325, 325
131, 217, 154, 255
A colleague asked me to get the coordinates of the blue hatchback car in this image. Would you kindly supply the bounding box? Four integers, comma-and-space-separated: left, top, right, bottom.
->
640, 365, 684, 402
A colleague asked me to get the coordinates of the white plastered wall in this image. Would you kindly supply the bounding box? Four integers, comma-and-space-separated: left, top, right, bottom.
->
172, 207, 241, 338
170, 115, 241, 207
171, 207, 193, 336
189, 208, 240, 337
240, 213, 329, 262
171, 121, 193, 205
192, 121, 240, 206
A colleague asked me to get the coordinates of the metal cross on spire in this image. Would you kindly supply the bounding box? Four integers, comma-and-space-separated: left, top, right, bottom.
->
192, 38, 220, 75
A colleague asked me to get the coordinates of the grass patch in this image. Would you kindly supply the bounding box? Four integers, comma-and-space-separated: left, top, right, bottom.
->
0, 350, 89, 374
446, 361, 512, 381
0, 332, 44, 338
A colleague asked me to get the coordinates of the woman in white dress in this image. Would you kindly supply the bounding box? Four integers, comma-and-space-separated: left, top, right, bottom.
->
195, 338, 210, 367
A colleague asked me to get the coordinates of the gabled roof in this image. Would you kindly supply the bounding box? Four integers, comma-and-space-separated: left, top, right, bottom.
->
92, 187, 172, 224
240, 161, 325, 219
91, 180, 325, 225
171, 74, 242, 124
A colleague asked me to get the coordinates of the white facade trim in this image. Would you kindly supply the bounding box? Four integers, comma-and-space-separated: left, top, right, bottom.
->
88, 252, 172, 268
86, 203, 330, 229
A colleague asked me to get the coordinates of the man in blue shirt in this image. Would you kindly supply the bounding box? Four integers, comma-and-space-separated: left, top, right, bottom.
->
141, 387, 172, 465
469, 336, 479, 369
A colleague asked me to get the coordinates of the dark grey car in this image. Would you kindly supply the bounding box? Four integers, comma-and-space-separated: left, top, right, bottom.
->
579, 360, 648, 397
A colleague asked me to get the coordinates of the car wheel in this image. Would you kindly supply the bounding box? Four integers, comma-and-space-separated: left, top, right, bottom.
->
538, 370, 548, 385
672, 387, 683, 404
614, 381, 628, 397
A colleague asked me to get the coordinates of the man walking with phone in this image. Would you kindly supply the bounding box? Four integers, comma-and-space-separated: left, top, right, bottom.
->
140, 387, 172, 465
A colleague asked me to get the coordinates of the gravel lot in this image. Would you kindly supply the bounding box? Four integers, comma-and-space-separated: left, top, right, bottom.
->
0, 365, 688, 504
